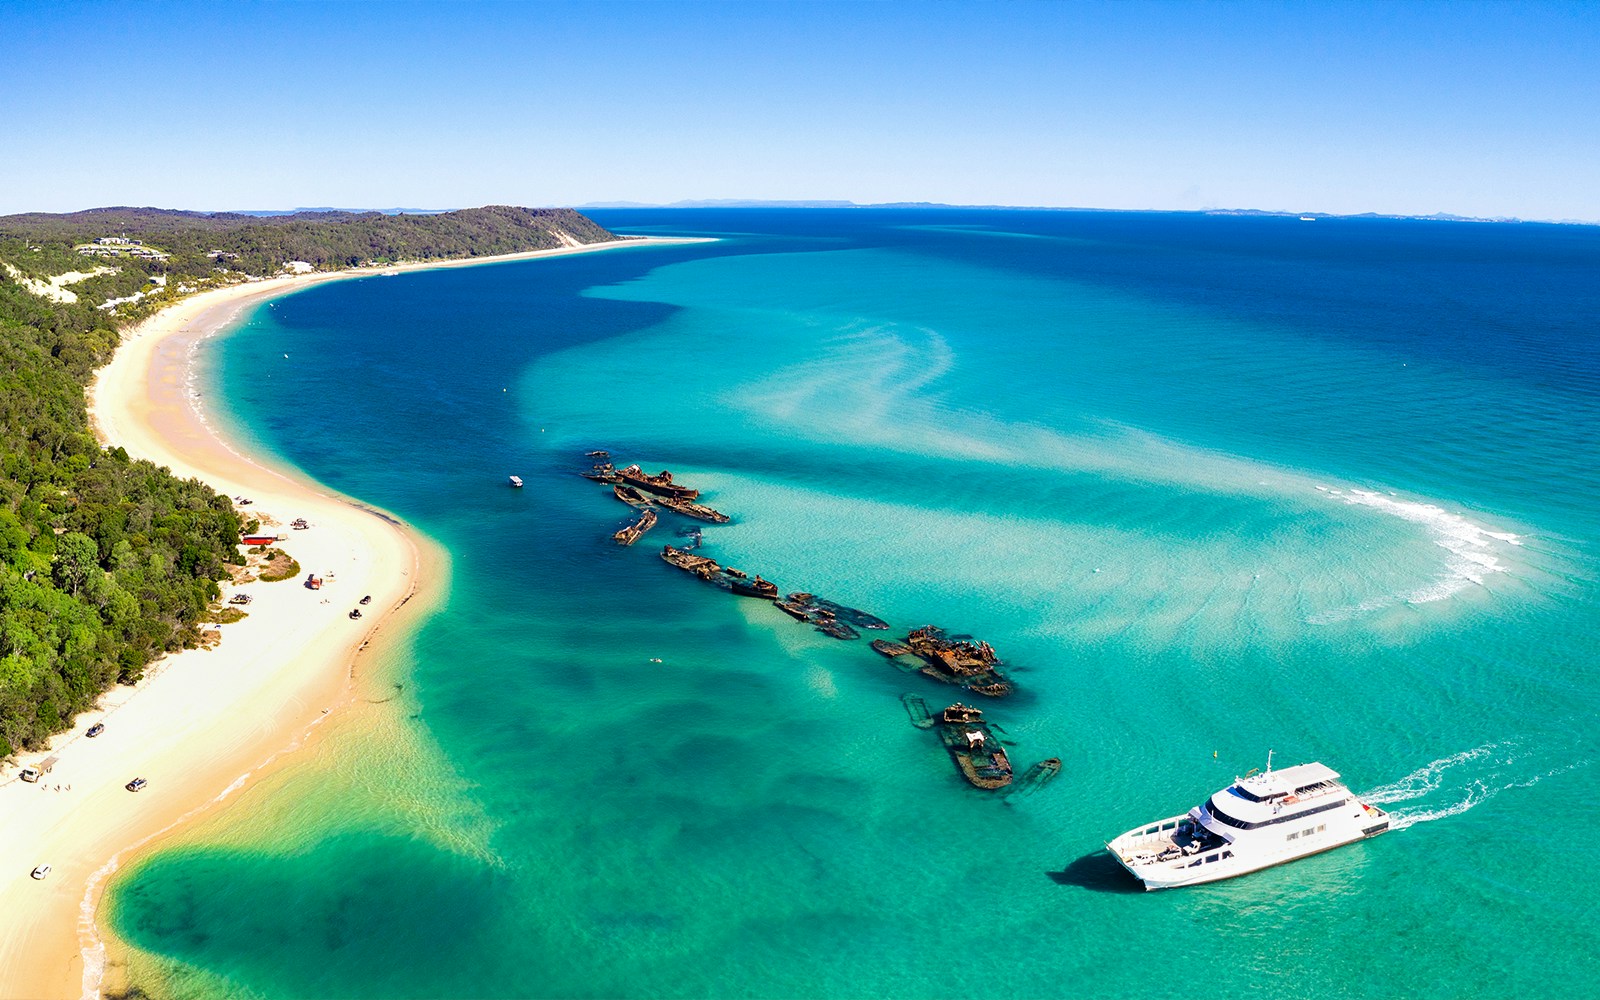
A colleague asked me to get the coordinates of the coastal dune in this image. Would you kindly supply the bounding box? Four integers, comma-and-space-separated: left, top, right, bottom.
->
0, 239, 689, 999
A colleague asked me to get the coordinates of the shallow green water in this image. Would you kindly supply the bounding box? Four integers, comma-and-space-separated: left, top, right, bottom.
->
108, 211, 1599, 998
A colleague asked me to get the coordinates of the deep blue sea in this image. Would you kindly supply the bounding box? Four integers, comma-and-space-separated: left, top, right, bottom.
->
108, 210, 1600, 998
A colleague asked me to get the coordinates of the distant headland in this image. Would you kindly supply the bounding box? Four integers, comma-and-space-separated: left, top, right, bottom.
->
574, 199, 1596, 226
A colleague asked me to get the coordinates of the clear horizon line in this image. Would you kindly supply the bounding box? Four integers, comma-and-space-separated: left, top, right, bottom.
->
7, 202, 1597, 228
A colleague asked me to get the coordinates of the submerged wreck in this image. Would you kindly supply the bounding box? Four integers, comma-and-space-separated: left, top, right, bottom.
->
787, 593, 888, 631
900, 625, 1012, 697
581, 461, 622, 483
1008, 757, 1063, 796
656, 495, 730, 523
660, 546, 778, 599
613, 509, 658, 546
613, 484, 655, 507
934, 703, 1012, 790
617, 465, 700, 500
772, 592, 891, 641
721, 565, 779, 599
661, 544, 720, 578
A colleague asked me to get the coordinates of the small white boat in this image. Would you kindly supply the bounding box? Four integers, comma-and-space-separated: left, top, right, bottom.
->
1106, 757, 1388, 890
508, 475, 524, 488
1300, 216, 1316, 222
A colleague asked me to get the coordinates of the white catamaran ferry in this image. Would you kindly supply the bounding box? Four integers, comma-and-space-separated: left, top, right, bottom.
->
1107, 756, 1389, 890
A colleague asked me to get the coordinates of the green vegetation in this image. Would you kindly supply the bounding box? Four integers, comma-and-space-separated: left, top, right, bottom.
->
0, 204, 618, 755
0, 274, 242, 754
207, 607, 248, 625
0, 205, 619, 323
257, 551, 301, 583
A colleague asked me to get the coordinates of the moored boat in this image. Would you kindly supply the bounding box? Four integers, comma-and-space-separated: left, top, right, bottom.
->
1106, 758, 1390, 891
508, 475, 523, 488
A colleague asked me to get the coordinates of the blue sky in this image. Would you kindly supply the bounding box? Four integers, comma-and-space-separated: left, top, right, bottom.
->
2, 0, 1597, 219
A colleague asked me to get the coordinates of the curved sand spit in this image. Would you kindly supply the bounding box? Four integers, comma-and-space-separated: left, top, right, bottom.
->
0, 238, 694, 999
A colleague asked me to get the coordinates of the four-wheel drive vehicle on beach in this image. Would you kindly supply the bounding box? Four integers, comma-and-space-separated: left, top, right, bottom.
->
20, 754, 58, 782
86, 722, 105, 737
31, 865, 51, 880
126, 777, 148, 792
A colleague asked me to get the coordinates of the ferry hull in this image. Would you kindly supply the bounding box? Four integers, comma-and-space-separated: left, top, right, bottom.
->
1106, 764, 1392, 891
1109, 810, 1390, 891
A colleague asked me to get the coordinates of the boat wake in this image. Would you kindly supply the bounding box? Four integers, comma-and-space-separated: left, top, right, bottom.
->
1361, 740, 1591, 831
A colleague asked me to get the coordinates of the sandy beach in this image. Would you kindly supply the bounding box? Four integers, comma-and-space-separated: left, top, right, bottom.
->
0, 237, 693, 1000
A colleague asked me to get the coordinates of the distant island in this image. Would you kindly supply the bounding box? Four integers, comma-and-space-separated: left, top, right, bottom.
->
576, 199, 1594, 226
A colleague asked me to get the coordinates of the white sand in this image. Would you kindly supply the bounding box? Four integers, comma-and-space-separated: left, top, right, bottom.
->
0, 237, 699, 999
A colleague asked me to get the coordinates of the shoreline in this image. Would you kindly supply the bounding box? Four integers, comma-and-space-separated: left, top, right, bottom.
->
0, 236, 698, 1000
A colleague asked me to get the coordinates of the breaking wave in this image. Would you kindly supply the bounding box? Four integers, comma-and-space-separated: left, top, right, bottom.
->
1308, 486, 1526, 622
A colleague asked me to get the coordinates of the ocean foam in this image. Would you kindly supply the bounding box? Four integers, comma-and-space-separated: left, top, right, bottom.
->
1361, 741, 1591, 831
749, 324, 1534, 616
1312, 487, 1525, 617
1361, 742, 1514, 804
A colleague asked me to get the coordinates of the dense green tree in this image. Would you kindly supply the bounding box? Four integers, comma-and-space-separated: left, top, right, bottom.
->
0, 204, 616, 756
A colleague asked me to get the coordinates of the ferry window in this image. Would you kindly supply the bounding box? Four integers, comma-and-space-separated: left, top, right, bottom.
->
1209, 797, 1349, 831
1287, 831, 1299, 840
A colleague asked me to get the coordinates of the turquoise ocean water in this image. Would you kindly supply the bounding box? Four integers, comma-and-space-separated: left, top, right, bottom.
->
108, 211, 1598, 998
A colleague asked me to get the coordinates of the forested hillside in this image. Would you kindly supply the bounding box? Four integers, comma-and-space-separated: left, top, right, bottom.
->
0, 205, 618, 754
0, 205, 619, 323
